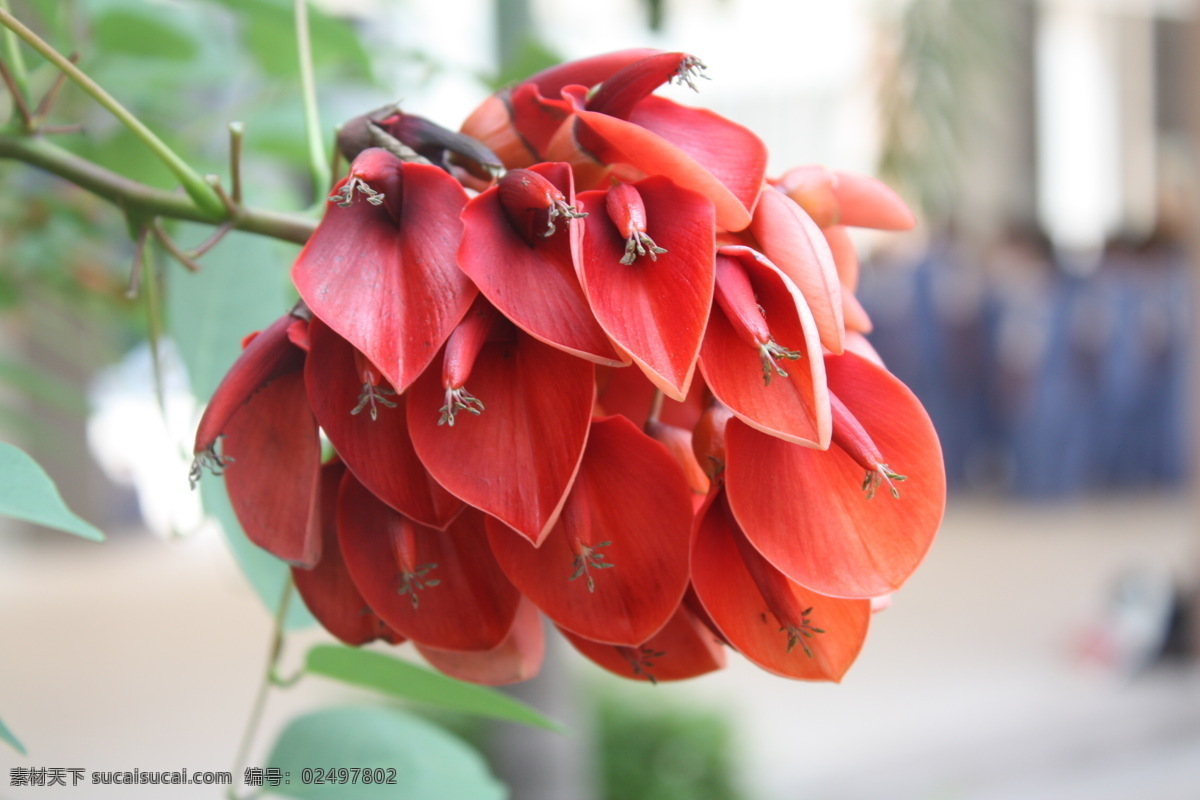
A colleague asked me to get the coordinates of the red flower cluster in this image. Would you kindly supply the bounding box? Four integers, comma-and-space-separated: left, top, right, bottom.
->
192, 50, 945, 686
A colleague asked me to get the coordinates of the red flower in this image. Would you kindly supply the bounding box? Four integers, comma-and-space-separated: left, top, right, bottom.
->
191, 49, 943, 687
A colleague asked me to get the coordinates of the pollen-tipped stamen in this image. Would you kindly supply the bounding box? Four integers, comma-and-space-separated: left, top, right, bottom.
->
189, 442, 233, 489
780, 606, 826, 658
544, 196, 588, 238
621, 231, 668, 265
671, 55, 710, 92
569, 539, 615, 593
619, 645, 666, 685
329, 176, 385, 207
438, 386, 485, 426
862, 465, 907, 500
396, 562, 441, 609
759, 339, 802, 385
351, 381, 397, 421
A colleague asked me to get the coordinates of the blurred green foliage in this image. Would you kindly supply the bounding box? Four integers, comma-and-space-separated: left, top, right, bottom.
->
596, 693, 742, 800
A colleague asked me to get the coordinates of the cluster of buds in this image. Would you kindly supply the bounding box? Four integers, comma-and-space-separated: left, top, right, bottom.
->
192, 50, 945, 686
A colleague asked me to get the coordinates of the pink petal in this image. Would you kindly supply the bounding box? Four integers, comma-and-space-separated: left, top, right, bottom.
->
416, 597, 545, 685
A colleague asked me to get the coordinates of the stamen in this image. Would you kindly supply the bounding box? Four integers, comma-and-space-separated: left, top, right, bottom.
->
620, 231, 668, 265
543, 197, 587, 238
438, 386, 485, 426
862, 465, 907, 500
780, 606, 825, 658
759, 339, 802, 385
569, 540, 615, 593
670, 56, 710, 92
396, 562, 441, 609
619, 645, 666, 685
329, 176, 385, 207
188, 442, 233, 489
351, 381, 397, 421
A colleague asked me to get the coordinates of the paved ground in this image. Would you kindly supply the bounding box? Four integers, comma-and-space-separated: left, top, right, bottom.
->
2, 494, 1199, 799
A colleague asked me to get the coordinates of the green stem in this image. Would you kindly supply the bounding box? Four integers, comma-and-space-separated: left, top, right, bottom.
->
0, 135, 316, 244
229, 578, 295, 800
0, 0, 29, 100
294, 0, 330, 197
0, 7, 225, 218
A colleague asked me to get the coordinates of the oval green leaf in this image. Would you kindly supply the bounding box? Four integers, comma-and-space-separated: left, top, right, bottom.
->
0, 442, 104, 541
265, 707, 507, 800
304, 645, 561, 732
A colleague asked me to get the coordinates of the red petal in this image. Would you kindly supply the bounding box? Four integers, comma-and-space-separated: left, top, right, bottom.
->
521, 49, 663, 96
292, 151, 476, 393
691, 490, 870, 681
842, 284, 874, 334
193, 313, 305, 454
568, 101, 764, 231
338, 476, 520, 651
457, 162, 622, 364
305, 318, 463, 529
749, 188, 844, 353
827, 170, 916, 230
699, 250, 830, 448
593, 365, 706, 431
822, 225, 860, 290
487, 416, 693, 645
292, 461, 400, 645
724, 352, 945, 598
586, 52, 701, 120
222, 371, 321, 567
577, 177, 715, 399
416, 597, 545, 685
558, 604, 726, 683
407, 330, 594, 545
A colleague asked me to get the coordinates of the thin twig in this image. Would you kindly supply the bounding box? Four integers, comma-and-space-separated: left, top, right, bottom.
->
228, 579, 295, 800
151, 220, 202, 272
228, 121, 244, 205
33, 51, 77, 121
126, 226, 149, 299
190, 221, 235, 258
294, 0, 330, 196
207, 176, 240, 218
0, 7, 224, 218
0, 135, 316, 243
0, 58, 33, 129
0, 0, 28, 99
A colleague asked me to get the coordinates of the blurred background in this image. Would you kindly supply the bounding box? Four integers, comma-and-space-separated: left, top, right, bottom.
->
2, 0, 1200, 798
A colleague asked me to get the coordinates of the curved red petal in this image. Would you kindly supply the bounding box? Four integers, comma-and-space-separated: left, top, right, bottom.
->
407, 330, 594, 545
593, 365, 706, 431
193, 313, 305, 454
457, 162, 621, 364
487, 416, 693, 645
416, 596, 545, 686
304, 318, 463, 529
338, 476, 520, 651
699, 251, 830, 448
724, 352, 945, 598
829, 170, 916, 230
569, 105, 762, 232
822, 225, 860, 291
292, 461, 399, 645
577, 177, 715, 399
222, 371, 321, 567
292, 153, 476, 393
690, 490, 870, 681
558, 603, 726, 683
749, 188, 844, 353
522, 49, 663, 96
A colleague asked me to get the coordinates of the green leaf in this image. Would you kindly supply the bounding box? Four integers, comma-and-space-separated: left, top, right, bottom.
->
0, 713, 26, 755
265, 707, 507, 800
92, 8, 201, 62
0, 442, 104, 541
305, 645, 562, 732
212, 0, 373, 80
